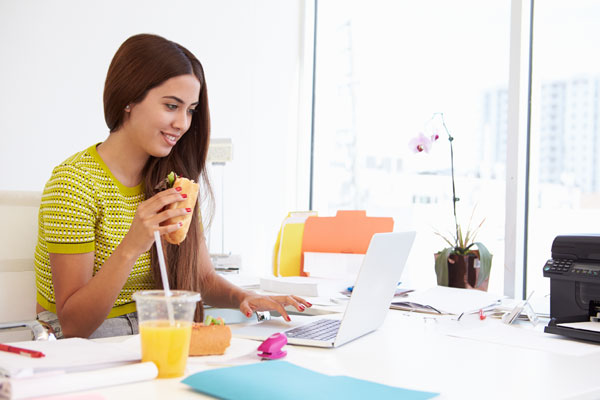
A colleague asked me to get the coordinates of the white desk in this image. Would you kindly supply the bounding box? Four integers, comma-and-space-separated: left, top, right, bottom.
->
62, 310, 600, 400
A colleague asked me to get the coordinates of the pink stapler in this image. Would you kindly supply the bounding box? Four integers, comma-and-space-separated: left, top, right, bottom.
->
257, 332, 287, 360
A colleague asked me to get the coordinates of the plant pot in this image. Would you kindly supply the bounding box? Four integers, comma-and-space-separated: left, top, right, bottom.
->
447, 252, 489, 291
434, 250, 489, 291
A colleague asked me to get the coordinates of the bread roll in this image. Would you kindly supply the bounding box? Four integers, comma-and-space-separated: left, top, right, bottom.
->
189, 323, 232, 356
163, 176, 199, 245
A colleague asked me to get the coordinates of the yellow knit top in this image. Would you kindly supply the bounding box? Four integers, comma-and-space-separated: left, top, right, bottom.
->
34, 144, 154, 318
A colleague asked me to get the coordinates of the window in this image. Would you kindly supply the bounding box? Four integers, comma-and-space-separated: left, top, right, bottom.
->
312, 0, 511, 291
526, 1, 600, 301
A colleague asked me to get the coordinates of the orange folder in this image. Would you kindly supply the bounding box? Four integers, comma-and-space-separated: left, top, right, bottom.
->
299, 210, 394, 276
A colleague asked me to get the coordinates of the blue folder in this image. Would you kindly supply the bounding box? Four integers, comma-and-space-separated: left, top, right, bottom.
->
182, 361, 439, 400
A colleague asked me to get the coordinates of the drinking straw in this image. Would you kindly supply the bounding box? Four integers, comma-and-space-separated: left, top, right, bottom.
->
154, 230, 174, 324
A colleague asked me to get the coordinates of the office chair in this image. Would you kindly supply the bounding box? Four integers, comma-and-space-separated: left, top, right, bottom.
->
0, 190, 54, 341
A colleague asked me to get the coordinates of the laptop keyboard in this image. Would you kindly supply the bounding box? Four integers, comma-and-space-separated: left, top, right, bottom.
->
285, 319, 341, 341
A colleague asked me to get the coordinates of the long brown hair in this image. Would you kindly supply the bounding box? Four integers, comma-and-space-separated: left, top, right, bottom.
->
103, 33, 213, 321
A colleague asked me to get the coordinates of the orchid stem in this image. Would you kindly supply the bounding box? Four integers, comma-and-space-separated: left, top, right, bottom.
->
436, 112, 459, 249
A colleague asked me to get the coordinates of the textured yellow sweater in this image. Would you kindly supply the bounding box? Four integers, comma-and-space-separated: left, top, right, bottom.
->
34, 144, 154, 318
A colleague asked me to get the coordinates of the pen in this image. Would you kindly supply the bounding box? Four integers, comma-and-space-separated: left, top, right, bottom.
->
0, 343, 45, 358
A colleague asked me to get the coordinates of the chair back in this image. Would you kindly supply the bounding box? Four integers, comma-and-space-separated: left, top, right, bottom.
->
0, 191, 41, 323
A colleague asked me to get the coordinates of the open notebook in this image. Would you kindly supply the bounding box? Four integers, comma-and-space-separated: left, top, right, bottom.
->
234, 231, 416, 348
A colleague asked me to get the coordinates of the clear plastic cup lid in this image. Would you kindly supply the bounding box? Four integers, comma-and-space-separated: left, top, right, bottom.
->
132, 290, 201, 302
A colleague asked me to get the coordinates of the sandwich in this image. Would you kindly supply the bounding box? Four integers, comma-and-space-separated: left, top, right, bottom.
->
158, 171, 199, 245
189, 315, 232, 356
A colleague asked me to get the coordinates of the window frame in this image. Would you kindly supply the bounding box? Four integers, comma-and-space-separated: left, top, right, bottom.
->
504, 0, 533, 299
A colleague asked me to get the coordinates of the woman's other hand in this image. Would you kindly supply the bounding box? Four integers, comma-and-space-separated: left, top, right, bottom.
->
121, 187, 190, 255
239, 293, 312, 322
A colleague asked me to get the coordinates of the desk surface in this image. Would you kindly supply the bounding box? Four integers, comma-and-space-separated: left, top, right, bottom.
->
65, 309, 600, 400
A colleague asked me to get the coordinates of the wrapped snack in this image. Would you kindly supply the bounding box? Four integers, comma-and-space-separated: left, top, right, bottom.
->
157, 171, 199, 245
189, 315, 232, 356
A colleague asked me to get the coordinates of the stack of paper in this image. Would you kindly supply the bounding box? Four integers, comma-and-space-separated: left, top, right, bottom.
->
259, 276, 346, 297
0, 338, 140, 377
0, 338, 156, 400
2, 362, 158, 400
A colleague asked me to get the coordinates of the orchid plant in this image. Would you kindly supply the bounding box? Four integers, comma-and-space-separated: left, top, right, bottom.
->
410, 113, 492, 288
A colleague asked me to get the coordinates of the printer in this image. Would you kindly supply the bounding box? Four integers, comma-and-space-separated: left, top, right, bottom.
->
543, 234, 600, 343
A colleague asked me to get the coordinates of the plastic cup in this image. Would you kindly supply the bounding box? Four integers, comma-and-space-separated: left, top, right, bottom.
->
133, 290, 200, 379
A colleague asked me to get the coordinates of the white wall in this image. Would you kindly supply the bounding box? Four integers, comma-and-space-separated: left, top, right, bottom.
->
0, 0, 312, 275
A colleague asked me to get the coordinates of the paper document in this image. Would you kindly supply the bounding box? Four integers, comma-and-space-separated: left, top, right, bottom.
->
557, 321, 600, 332
0, 337, 140, 377
392, 286, 504, 315
441, 322, 600, 357
183, 360, 439, 400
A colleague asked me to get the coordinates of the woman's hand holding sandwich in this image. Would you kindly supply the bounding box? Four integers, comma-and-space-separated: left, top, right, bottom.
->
121, 187, 191, 256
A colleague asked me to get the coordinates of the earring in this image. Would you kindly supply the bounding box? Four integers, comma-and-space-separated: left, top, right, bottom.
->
125, 105, 131, 111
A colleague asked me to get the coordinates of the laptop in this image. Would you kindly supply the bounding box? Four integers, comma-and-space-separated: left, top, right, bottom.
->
234, 231, 416, 348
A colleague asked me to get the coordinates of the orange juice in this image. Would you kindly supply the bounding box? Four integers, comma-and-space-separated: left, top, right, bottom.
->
139, 320, 192, 378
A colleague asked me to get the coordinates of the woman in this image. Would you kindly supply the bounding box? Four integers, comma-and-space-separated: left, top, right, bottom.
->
34, 33, 310, 339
